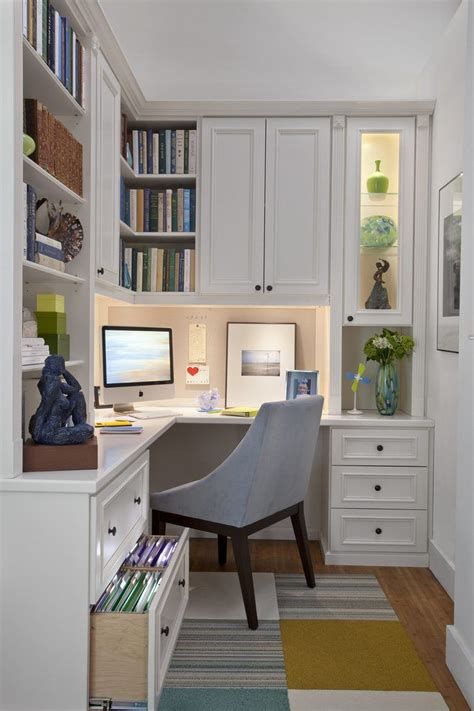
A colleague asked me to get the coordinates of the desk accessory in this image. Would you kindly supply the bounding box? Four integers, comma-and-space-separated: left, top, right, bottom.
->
221, 406, 259, 417
197, 388, 220, 412
186, 364, 210, 384
345, 363, 371, 415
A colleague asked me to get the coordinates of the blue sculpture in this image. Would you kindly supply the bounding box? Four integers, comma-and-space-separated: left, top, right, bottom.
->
29, 355, 94, 445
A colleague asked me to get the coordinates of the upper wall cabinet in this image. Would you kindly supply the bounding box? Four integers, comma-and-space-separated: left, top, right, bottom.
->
200, 117, 330, 299
95, 52, 121, 286
344, 117, 415, 325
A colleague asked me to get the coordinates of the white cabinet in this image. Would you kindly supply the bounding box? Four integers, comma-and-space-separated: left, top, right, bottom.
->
95, 51, 121, 286
200, 117, 331, 299
344, 117, 415, 325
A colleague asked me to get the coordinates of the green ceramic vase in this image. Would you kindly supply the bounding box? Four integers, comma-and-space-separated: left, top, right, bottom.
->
366, 160, 389, 194
23, 133, 36, 157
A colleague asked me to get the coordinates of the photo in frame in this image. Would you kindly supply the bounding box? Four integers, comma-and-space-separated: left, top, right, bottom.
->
226, 323, 296, 407
438, 173, 463, 352
286, 370, 319, 400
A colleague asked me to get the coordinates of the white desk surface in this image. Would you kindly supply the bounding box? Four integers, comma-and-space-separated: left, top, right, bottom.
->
1, 405, 433, 495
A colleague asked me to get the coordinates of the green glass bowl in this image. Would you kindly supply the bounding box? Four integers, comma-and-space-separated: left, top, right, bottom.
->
360, 215, 398, 248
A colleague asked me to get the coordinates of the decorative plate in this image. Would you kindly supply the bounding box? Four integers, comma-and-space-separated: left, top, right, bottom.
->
47, 201, 83, 262
360, 215, 398, 248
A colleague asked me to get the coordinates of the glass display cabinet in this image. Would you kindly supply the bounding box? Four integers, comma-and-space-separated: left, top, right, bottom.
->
344, 118, 415, 325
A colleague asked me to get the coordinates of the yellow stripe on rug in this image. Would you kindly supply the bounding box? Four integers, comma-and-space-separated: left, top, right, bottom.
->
280, 620, 437, 692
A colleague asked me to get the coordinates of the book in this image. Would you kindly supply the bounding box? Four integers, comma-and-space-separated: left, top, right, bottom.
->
36, 232, 62, 250
176, 129, 185, 174
99, 426, 144, 434
221, 407, 259, 418
159, 131, 166, 174
26, 184, 36, 262
136, 251, 143, 292
189, 129, 197, 173
147, 128, 153, 174
170, 130, 176, 173
132, 130, 139, 173
177, 189, 184, 232
165, 129, 171, 173
35, 241, 64, 261
166, 189, 172, 232
152, 133, 159, 174
184, 130, 189, 174
183, 189, 191, 232
34, 253, 65, 272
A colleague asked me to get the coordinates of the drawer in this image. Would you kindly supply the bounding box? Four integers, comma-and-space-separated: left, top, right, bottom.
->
90, 530, 190, 709
331, 466, 428, 509
331, 428, 429, 466
90, 451, 149, 601
330, 509, 427, 552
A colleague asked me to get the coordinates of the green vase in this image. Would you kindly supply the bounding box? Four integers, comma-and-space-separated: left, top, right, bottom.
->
23, 133, 36, 157
375, 363, 399, 415
367, 160, 389, 194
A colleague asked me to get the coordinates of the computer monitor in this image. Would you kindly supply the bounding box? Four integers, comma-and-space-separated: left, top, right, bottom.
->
101, 326, 175, 412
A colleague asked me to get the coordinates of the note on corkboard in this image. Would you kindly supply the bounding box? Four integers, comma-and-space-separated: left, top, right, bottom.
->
188, 322, 207, 364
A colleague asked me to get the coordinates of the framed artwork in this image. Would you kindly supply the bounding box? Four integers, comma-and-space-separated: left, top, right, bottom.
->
438, 173, 463, 352
286, 370, 319, 400
226, 322, 296, 407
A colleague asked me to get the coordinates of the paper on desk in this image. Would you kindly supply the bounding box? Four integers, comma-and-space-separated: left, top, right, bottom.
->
188, 322, 207, 364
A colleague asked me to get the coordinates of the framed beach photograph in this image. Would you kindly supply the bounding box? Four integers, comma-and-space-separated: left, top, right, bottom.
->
286, 370, 319, 400
437, 173, 463, 352
226, 323, 296, 407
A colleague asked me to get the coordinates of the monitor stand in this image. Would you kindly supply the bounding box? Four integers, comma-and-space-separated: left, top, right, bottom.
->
113, 402, 137, 414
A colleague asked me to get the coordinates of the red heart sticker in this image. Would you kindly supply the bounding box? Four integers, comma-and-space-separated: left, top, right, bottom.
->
187, 366, 199, 376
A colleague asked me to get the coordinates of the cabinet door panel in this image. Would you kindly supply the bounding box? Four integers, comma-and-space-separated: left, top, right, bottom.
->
96, 52, 120, 286
200, 119, 265, 294
265, 118, 330, 296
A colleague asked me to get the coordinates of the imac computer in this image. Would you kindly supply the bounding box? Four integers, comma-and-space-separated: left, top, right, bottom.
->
101, 326, 175, 415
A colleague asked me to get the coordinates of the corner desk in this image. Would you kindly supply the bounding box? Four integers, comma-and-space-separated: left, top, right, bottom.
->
0, 407, 433, 711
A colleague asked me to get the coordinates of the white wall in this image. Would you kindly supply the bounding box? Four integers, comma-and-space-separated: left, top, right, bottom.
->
416, 3, 467, 597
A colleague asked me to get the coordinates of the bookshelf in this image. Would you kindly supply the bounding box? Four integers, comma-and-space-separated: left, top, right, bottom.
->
23, 259, 85, 284
23, 155, 85, 205
22, 358, 84, 378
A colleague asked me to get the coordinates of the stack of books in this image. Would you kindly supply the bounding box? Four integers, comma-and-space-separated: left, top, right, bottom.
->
120, 182, 196, 233
22, 337, 50, 367
121, 246, 195, 293
124, 127, 197, 175
22, 0, 84, 106
24, 99, 83, 196
23, 184, 65, 272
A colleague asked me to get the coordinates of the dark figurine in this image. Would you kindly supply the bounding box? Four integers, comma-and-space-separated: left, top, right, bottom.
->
29, 355, 94, 445
365, 258, 391, 310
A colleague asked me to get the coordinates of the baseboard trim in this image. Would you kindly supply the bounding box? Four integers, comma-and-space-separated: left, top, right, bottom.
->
320, 535, 429, 567
429, 539, 455, 598
446, 625, 474, 707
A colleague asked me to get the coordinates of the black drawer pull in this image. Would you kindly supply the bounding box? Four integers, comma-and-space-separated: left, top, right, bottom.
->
375, 527, 382, 535
97, 267, 104, 275
376, 444, 384, 452
374, 484, 382, 492
255, 284, 261, 291
178, 578, 186, 587
108, 526, 117, 536
134, 496, 141, 505
266, 285, 273, 292
347, 315, 354, 322
161, 625, 170, 636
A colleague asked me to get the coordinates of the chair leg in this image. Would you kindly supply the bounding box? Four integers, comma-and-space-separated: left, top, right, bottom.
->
152, 510, 166, 535
217, 534, 227, 566
231, 532, 258, 630
291, 502, 315, 588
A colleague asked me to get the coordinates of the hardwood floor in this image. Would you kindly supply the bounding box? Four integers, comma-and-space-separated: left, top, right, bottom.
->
190, 538, 469, 711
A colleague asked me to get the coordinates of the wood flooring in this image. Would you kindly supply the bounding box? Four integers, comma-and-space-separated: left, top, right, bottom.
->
189, 538, 469, 711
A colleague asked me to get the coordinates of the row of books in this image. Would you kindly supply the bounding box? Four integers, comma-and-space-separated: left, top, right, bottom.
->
24, 99, 83, 197
22, 337, 50, 367
23, 183, 66, 272
122, 124, 197, 175
120, 182, 196, 233
22, 0, 84, 106
121, 247, 196, 293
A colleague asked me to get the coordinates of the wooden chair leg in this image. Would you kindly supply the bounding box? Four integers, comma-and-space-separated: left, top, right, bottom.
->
231, 532, 258, 630
217, 534, 227, 565
291, 502, 315, 588
152, 510, 166, 535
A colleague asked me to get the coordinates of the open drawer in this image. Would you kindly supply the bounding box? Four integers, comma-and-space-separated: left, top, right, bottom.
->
90, 529, 190, 709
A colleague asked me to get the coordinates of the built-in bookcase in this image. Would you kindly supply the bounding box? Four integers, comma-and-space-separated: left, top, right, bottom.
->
118, 116, 198, 297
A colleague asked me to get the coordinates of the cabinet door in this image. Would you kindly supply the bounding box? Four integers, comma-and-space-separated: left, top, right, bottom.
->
344, 118, 415, 325
95, 52, 121, 285
265, 118, 330, 296
200, 118, 265, 295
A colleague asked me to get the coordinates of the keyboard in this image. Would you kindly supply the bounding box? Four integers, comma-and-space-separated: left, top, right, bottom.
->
132, 409, 177, 420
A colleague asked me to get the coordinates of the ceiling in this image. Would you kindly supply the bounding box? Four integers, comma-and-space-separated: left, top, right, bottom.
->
99, 0, 461, 102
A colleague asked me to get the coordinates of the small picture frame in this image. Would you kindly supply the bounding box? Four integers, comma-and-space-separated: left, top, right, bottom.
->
286, 370, 319, 400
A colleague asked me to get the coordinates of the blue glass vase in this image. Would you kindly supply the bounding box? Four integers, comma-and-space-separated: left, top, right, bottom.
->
375, 363, 399, 415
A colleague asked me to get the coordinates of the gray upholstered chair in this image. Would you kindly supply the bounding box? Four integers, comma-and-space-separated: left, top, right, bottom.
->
150, 395, 324, 629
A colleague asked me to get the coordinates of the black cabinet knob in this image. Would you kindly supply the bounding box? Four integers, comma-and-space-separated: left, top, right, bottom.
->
347, 315, 354, 322
108, 526, 117, 536
374, 484, 382, 492
97, 267, 104, 275
255, 284, 262, 291
161, 625, 170, 636
266, 285, 273, 292
375, 527, 382, 535
178, 578, 186, 587
376, 444, 384, 452
134, 496, 141, 505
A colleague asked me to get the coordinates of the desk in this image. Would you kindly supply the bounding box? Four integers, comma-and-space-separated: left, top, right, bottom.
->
0, 406, 433, 711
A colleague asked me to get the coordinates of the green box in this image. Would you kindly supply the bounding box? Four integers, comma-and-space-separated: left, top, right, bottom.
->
36, 311, 67, 335
42, 334, 70, 360
36, 293, 65, 313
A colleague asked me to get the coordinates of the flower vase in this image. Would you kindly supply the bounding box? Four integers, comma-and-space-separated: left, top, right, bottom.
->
375, 363, 399, 415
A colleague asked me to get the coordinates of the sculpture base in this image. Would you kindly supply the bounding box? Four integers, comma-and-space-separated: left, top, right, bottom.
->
23, 436, 98, 472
